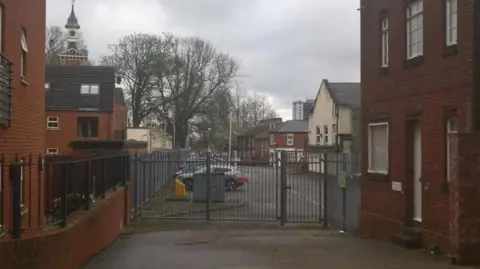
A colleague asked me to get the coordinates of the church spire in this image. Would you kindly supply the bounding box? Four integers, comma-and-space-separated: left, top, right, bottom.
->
65, 0, 80, 29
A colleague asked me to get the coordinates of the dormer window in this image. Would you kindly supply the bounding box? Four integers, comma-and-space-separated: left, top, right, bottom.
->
80, 84, 99, 94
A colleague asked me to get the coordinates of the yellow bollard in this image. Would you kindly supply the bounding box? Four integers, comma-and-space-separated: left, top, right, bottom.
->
174, 178, 187, 199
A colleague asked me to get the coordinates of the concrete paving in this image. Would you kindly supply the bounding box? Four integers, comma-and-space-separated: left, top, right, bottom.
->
84, 221, 467, 269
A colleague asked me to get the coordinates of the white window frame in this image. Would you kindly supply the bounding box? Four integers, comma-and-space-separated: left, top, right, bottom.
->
80, 84, 99, 94
381, 17, 389, 67
47, 148, 59, 155
19, 159, 24, 205
20, 30, 28, 78
286, 134, 294, 146
446, 118, 458, 182
406, 0, 424, 59
446, 0, 458, 46
315, 126, 321, 144
47, 116, 59, 129
368, 122, 389, 174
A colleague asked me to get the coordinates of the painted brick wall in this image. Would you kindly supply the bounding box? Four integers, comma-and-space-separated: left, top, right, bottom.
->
0, 185, 131, 269
0, 0, 47, 233
360, 0, 474, 252
46, 111, 114, 155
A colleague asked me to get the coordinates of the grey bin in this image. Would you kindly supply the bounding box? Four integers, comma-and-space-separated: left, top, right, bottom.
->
193, 172, 226, 202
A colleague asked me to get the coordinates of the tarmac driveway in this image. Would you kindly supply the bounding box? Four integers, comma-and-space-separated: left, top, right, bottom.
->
83, 221, 467, 269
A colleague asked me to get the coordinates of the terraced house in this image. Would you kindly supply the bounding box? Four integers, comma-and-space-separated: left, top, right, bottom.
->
45, 65, 127, 155
361, 0, 480, 264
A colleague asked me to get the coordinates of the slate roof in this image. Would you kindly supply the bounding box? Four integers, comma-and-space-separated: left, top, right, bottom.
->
45, 65, 116, 112
274, 120, 308, 133
326, 81, 361, 109
310, 79, 361, 113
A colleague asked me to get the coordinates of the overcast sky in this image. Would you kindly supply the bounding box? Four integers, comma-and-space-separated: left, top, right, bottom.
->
47, 0, 360, 119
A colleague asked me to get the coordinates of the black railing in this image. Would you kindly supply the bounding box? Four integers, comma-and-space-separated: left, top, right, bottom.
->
1, 153, 129, 239
0, 53, 13, 126
43, 153, 129, 228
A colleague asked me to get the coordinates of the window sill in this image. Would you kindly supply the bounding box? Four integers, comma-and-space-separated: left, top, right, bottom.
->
46, 127, 60, 131
21, 77, 29, 86
443, 44, 458, 57
367, 171, 389, 181
403, 55, 424, 69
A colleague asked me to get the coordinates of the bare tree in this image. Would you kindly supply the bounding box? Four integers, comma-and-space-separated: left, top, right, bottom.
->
231, 88, 276, 128
45, 26, 89, 64
101, 33, 174, 128
153, 36, 240, 148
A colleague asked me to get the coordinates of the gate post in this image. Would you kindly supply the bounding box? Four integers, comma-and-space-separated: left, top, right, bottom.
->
280, 151, 287, 226
275, 151, 279, 220
323, 153, 328, 228
206, 153, 211, 222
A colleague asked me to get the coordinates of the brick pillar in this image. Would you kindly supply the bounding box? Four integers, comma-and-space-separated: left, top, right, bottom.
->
449, 133, 480, 264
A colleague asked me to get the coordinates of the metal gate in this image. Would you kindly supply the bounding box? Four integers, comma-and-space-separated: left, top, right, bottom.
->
130, 150, 359, 227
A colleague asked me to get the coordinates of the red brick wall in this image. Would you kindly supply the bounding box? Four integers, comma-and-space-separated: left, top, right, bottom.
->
272, 132, 308, 149
46, 111, 114, 154
360, 0, 473, 251
0, 0, 46, 233
114, 103, 127, 139
0, 185, 131, 269
253, 139, 269, 160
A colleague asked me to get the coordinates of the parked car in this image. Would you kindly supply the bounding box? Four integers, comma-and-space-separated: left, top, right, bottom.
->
175, 164, 249, 191
176, 156, 225, 170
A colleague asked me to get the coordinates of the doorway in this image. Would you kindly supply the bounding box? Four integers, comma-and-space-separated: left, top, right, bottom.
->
412, 121, 422, 222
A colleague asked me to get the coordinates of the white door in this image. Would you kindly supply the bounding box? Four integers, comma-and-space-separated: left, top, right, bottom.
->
413, 122, 422, 222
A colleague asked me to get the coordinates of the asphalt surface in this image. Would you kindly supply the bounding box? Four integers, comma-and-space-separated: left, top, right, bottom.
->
84, 221, 464, 269
149, 165, 325, 222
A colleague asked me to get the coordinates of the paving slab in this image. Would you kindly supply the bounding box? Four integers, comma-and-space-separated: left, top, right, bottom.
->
84, 221, 469, 269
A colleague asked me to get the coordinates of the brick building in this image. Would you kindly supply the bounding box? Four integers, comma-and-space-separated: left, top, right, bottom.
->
269, 120, 308, 161
0, 0, 46, 234
236, 118, 282, 160
360, 0, 480, 263
45, 65, 127, 155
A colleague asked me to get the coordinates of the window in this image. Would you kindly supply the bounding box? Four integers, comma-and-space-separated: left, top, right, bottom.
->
315, 126, 321, 144
446, 117, 458, 182
381, 17, 389, 67
446, 0, 457, 46
286, 134, 294, 146
47, 148, 59, 155
77, 117, 99, 138
270, 134, 275, 145
47, 116, 59, 129
406, 0, 424, 59
80, 84, 99, 94
368, 123, 389, 174
323, 125, 329, 144
20, 30, 28, 78
45, 83, 50, 90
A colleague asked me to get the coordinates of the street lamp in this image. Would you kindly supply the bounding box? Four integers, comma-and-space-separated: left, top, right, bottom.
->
207, 128, 211, 153
228, 110, 232, 163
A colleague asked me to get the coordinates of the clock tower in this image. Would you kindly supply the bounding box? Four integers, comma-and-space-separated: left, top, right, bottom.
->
58, 0, 88, 65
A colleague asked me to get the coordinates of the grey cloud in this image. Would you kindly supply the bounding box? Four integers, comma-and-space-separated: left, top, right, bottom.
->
47, 0, 360, 117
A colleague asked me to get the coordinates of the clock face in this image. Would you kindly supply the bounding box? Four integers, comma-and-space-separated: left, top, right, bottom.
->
69, 30, 76, 37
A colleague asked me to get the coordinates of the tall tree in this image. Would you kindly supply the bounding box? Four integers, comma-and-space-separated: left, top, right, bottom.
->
231, 89, 277, 128
45, 26, 89, 64
101, 33, 174, 128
